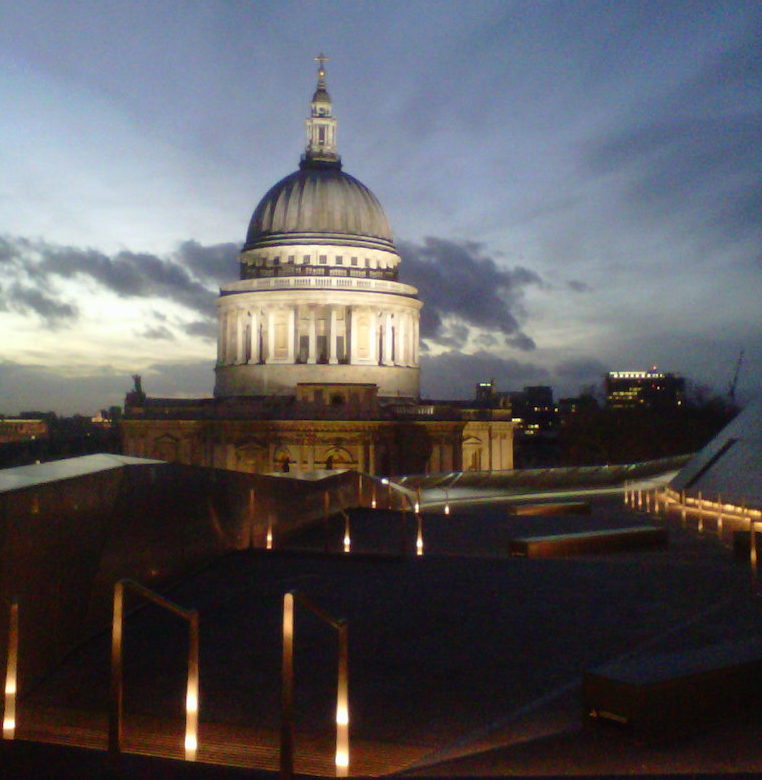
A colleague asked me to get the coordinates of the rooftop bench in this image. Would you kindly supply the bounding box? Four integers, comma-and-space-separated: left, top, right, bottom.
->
583, 639, 762, 742
509, 526, 667, 558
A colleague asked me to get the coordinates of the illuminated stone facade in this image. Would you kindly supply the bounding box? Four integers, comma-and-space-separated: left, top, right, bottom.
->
124, 405, 513, 474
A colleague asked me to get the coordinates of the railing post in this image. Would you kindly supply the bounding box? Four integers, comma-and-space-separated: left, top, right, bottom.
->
751, 522, 759, 592
416, 514, 424, 556
335, 621, 349, 777
323, 491, 330, 553
3, 598, 19, 739
267, 514, 274, 551
681, 490, 687, 527
717, 494, 723, 536
281, 593, 295, 780
249, 488, 256, 549
400, 506, 407, 556
185, 611, 199, 761
697, 491, 704, 533
109, 581, 125, 761
343, 511, 351, 553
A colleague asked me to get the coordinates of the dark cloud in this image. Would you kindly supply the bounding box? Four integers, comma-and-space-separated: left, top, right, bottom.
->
0, 237, 16, 263
420, 350, 550, 399
433, 322, 471, 349
567, 280, 591, 293
554, 358, 610, 394
42, 246, 216, 316
0, 235, 227, 323
140, 325, 175, 340
474, 333, 497, 348
398, 238, 541, 349
8, 282, 78, 326
140, 361, 214, 399
184, 320, 218, 340
680, 28, 762, 114
174, 240, 239, 287
583, 33, 762, 247
505, 332, 536, 351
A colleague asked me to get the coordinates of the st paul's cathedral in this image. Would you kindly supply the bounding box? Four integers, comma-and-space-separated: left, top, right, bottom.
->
122, 57, 513, 476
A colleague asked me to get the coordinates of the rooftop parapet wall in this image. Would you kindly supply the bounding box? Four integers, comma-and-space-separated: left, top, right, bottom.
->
0, 457, 367, 687
400, 454, 692, 491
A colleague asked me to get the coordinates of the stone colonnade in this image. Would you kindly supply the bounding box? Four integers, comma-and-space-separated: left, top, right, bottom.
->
218, 303, 419, 369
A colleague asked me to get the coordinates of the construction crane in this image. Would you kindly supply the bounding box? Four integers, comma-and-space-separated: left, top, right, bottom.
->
728, 349, 744, 404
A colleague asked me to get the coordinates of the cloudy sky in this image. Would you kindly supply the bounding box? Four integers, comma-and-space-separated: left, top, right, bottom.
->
1, 0, 760, 414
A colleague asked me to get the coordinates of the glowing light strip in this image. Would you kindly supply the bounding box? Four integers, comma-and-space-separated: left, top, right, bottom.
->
3, 599, 18, 740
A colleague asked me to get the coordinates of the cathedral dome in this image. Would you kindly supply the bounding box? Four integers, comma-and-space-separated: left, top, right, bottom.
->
244, 163, 395, 252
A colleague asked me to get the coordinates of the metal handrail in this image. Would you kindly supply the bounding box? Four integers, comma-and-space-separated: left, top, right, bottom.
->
281, 591, 349, 780
109, 579, 200, 763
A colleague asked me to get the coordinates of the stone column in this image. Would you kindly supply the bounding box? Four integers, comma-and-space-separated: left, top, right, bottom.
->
329, 307, 338, 364
358, 439, 366, 473
216, 313, 224, 364
266, 308, 275, 364
287, 306, 296, 363
441, 439, 453, 471
308, 305, 317, 364
383, 312, 394, 366
349, 306, 357, 364
368, 438, 375, 475
249, 310, 260, 364
235, 310, 245, 364
397, 310, 406, 366
370, 310, 379, 364
412, 318, 419, 366
226, 311, 236, 363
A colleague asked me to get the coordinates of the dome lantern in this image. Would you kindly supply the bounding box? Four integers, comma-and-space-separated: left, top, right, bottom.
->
303, 53, 340, 168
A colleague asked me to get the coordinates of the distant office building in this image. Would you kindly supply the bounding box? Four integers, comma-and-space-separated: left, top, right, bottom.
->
510, 386, 558, 436
558, 395, 599, 418
605, 370, 686, 410
474, 379, 511, 410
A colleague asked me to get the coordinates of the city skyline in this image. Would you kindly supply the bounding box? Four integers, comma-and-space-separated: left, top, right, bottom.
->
1, 1, 760, 414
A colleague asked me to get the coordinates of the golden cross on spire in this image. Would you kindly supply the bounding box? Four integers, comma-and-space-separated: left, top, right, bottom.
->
315, 52, 328, 79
